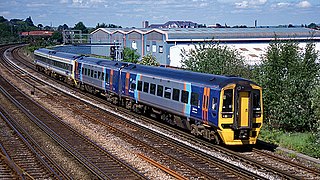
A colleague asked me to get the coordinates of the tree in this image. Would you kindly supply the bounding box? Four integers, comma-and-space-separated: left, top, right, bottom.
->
307, 23, 317, 29
0, 16, 8, 23
180, 42, 252, 79
257, 39, 319, 132
37, 24, 43, 30
51, 31, 63, 43
74, 21, 87, 33
122, 47, 139, 63
138, 54, 159, 66
25, 16, 35, 27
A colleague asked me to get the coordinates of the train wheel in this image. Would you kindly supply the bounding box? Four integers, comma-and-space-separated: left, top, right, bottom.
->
210, 131, 220, 145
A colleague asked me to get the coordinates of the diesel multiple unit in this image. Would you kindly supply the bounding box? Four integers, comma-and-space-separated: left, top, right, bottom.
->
34, 48, 263, 145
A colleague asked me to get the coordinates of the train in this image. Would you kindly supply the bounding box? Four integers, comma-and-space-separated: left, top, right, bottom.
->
34, 48, 263, 145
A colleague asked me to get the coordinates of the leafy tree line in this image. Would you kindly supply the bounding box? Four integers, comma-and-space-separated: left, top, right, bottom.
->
180, 40, 320, 138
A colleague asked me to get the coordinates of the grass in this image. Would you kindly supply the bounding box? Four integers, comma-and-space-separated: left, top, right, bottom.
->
259, 128, 320, 158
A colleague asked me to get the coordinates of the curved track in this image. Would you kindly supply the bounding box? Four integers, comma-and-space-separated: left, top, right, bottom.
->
1, 44, 146, 179
2, 44, 320, 179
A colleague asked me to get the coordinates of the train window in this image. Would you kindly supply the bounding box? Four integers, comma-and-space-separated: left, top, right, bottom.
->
94, 71, 97, 79
150, 83, 156, 95
191, 92, 199, 106
181, 90, 189, 103
105, 73, 109, 82
212, 97, 217, 110
101, 72, 104, 80
143, 82, 149, 93
173, 88, 180, 101
91, 70, 94, 78
98, 71, 101, 80
222, 89, 233, 112
157, 85, 163, 97
130, 83, 136, 90
87, 68, 90, 76
137, 81, 143, 91
164, 87, 171, 99
252, 90, 261, 113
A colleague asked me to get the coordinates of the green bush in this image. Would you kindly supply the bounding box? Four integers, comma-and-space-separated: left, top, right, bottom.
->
260, 129, 320, 158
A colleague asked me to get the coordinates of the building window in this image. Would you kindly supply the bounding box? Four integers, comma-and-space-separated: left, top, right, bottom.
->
159, 46, 163, 53
132, 40, 137, 50
152, 45, 157, 53
146, 45, 150, 52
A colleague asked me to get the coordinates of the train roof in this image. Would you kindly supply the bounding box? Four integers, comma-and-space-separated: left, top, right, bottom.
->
34, 48, 257, 88
77, 56, 125, 68
35, 48, 80, 61
123, 64, 256, 88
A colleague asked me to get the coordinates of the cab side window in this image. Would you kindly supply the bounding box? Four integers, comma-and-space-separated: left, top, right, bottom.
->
222, 89, 233, 112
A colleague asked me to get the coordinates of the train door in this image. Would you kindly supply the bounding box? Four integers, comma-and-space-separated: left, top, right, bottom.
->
238, 91, 250, 127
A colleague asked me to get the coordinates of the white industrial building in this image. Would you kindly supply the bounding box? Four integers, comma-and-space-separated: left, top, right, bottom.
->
90, 27, 320, 67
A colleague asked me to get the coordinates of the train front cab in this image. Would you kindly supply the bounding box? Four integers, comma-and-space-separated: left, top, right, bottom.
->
218, 83, 263, 145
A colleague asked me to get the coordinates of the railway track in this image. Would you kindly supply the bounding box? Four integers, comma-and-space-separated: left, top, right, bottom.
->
0, 144, 21, 179
2, 44, 320, 179
6, 46, 265, 179
1, 45, 146, 179
0, 104, 65, 179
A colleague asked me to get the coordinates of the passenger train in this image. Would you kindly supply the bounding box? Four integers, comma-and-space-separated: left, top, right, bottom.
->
34, 48, 263, 145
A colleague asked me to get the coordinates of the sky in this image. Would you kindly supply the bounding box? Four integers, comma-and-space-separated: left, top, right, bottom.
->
0, 0, 319, 28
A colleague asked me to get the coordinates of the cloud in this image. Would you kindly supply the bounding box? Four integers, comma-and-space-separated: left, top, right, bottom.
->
0, 11, 10, 16
272, 2, 291, 8
71, 0, 105, 8
231, 0, 267, 9
26, 3, 47, 7
60, 0, 69, 3
297, 1, 311, 8
235, 1, 249, 8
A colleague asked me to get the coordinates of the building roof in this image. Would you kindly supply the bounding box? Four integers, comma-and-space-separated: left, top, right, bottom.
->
91, 27, 320, 42
21, 31, 54, 36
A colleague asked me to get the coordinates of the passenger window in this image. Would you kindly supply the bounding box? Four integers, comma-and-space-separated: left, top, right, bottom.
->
164, 87, 171, 99
98, 71, 101, 80
181, 90, 189, 103
173, 88, 180, 101
143, 82, 149, 93
222, 89, 233, 112
137, 81, 143, 91
91, 70, 94, 77
191, 92, 199, 106
94, 71, 97, 79
157, 85, 163, 97
150, 83, 156, 95
87, 69, 90, 76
